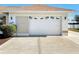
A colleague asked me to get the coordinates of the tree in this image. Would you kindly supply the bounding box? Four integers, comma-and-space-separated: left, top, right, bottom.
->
75, 15, 79, 23
74, 15, 79, 29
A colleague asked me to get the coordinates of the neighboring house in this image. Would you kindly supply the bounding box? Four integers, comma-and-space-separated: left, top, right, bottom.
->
0, 5, 74, 36
68, 20, 79, 29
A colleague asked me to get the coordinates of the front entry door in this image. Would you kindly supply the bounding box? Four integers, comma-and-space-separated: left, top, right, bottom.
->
16, 16, 29, 36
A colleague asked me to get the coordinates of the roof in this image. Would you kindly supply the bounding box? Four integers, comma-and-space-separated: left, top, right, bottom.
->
0, 5, 75, 12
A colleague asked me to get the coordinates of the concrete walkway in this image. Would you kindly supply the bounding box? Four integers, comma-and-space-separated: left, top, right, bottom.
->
65, 31, 79, 45
0, 33, 79, 54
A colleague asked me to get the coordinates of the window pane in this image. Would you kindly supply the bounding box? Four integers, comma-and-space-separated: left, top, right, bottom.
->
40, 17, 43, 19
50, 16, 54, 19
56, 17, 60, 19
34, 17, 37, 19
45, 16, 49, 19
29, 16, 32, 19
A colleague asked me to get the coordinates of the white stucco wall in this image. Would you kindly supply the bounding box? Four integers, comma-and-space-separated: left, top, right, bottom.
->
8, 15, 16, 24
8, 11, 68, 33
62, 15, 68, 31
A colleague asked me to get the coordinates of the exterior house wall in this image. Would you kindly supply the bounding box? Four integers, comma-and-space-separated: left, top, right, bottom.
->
8, 11, 68, 36
6, 15, 9, 25
68, 21, 79, 29
8, 14, 16, 24
62, 15, 68, 35
62, 16, 68, 31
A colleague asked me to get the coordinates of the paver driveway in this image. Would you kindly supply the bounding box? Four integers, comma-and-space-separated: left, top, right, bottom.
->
0, 31, 79, 54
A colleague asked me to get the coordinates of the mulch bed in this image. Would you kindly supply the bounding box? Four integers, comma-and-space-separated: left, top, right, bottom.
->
0, 37, 11, 45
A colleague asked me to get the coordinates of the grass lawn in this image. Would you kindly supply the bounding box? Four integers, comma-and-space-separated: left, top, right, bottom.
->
69, 28, 79, 32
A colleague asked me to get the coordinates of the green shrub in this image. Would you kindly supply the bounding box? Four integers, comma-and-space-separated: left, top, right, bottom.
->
76, 28, 79, 30
1, 24, 17, 37
69, 28, 79, 32
9, 24, 17, 33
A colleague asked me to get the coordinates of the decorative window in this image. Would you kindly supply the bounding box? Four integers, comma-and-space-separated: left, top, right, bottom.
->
34, 17, 37, 19
45, 16, 49, 19
29, 16, 32, 19
40, 17, 43, 19
56, 17, 60, 19
50, 16, 54, 19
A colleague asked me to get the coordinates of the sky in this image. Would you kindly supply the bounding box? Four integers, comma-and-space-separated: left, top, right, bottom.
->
0, 4, 79, 20
0, 4, 79, 10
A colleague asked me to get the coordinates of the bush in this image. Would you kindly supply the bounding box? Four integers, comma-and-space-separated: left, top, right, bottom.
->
69, 28, 79, 32
1, 24, 16, 38
9, 24, 17, 33
76, 28, 79, 30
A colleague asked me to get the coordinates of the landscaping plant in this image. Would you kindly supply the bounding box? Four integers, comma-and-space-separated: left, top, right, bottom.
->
1, 24, 16, 38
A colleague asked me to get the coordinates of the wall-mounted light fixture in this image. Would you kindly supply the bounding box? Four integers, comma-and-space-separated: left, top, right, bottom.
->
11, 17, 13, 20
29, 16, 32, 19
64, 17, 67, 20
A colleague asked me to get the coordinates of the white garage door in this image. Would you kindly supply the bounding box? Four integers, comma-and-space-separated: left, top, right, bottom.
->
29, 16, 62, 35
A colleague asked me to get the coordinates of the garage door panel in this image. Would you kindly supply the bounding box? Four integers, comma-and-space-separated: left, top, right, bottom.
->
29, 17, 41, 35
29, 16, 61, 35
40, 19, 61, 35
